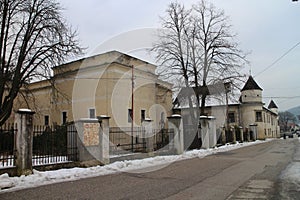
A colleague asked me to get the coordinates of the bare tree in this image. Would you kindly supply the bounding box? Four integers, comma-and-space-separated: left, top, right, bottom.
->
0, 0, 82, 125
153, 2, 200, 126
279, 111, 296, 131
154, 2, 191, 88
153, 1, 248, 115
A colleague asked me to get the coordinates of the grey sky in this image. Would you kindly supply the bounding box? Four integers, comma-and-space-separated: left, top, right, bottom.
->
59, 0, 300, 111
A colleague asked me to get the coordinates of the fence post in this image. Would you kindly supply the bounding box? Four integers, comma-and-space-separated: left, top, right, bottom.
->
221, 127, 226, 145
75, 119, 99, 163
246, 128, 250, 142
200, 116, 209, 149
15, 109, 35, 176
239, 127, 244, 142
232, 126, 236, 143
98, 116, 110, 164
168, 115, 184, 154
208, 116, 217, 148
142, 119, 153, 154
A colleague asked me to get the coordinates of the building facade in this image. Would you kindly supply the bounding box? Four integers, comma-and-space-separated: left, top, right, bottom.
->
238, 76, 279, 139
12, 51, 173, 128
177, 76, 280, 140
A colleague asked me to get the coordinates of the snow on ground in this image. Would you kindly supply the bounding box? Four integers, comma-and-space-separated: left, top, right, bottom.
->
280, 137, 300, 181
0, 140, 271, 193
277, 137, 300, 198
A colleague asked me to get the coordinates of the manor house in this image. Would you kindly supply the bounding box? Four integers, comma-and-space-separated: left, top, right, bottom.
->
176, 76, 280, 140
13, 51, 173, 128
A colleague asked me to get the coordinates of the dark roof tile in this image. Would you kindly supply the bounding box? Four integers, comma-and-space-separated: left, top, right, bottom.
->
241, 76, 263, 91
268, 100, 278, 109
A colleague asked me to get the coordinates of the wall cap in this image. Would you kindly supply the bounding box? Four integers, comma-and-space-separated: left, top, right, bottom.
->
168, 114, 182, 118
97, 115, 110, 120
17, 109, 35, 115
77, 118, 99, 123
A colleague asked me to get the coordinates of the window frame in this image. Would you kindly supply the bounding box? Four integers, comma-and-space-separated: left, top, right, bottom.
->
89, 108, 96, 119
228, 112, 236, 123
44, 115, 49, 126
255, 111, 263, 122
141, 109, 146, 122
128, 109, 133, 123
62, 111, 68, 124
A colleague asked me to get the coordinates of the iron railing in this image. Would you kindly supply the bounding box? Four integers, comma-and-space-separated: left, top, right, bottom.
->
0, 123, 17, 168
32, 124, 78, 166
109, 127, 146, 153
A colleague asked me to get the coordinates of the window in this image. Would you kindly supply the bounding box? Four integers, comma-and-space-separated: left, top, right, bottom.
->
62, 111, 67, 124
141, 110, 145, 122
160, 112, 165, 128
89, 108, 96, 119
44, 115, 49, 126
128, 109, 133, 123
271, 117, 273, 125
255, 111, 262, 122
228, 112, 235, 123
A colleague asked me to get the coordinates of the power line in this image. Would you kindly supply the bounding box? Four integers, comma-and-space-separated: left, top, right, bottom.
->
254, 41, 300, 77
264, 96, 300, 99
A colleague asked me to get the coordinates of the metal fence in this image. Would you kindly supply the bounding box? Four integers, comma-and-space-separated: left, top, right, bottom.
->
153, 129, 173, 151
109, 127, 146, 153
0, 123, 17, 168
109, 127, 174, 154
32, 124, 78, 166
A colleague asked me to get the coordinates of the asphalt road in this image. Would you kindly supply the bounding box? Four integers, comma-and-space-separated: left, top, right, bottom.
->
0, 138, 299, 200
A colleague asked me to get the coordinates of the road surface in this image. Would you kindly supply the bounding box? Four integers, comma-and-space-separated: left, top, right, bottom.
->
0, 138, 299, 200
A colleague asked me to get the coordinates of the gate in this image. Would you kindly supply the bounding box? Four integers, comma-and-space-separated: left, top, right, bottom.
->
153, 129, 173, 151
109, 127, 174, 154
109, 127, 146, 154
0, 124, 17, 168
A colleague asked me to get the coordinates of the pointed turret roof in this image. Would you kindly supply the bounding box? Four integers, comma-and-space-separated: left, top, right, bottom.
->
268, 100, 278, 109
241, 76, 263, 91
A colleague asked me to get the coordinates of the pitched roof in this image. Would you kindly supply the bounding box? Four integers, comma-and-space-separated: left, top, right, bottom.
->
241, 76, 263, 91
268, 100, 278, 109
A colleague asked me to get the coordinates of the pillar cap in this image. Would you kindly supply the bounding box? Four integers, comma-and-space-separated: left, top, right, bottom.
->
168, 114, 182, 119
200, 116, 215, 120
143, 118, 152, 122
77, 118, 99, 123
249, 124, 257, 126
17, 108, 35, 114
97, 115, 110, 120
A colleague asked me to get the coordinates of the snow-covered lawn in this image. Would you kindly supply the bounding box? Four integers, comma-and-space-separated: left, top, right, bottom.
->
0, 140, 271, 193
0, 156, 71, 168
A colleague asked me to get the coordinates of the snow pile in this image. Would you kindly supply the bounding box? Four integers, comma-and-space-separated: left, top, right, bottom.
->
0, 140, 269, 193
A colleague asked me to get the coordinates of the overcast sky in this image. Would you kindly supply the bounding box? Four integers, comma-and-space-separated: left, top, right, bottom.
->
59, 0, 300, 111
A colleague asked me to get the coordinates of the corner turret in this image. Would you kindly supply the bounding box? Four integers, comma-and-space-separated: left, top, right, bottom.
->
240, 76, 263, 104
268, 100, 278, 114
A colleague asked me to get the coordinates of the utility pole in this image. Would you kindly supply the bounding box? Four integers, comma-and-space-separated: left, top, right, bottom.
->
131, 65, 134, 152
